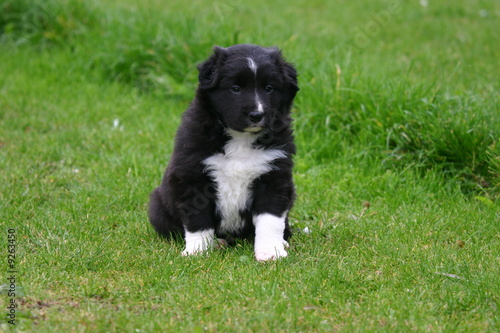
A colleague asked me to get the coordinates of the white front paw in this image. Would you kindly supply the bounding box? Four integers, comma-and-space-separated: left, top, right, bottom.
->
253, 213, 290, 261
182, 241, 210, 256
255, 242, 288, 261
182, 229, 215, 256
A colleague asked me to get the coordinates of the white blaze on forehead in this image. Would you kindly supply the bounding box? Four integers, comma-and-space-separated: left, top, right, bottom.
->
247, 58, 264, 113
256, 94, 264, 113
247, 57, 258, 75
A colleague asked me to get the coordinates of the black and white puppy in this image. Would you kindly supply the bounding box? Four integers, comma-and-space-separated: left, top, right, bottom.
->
148, 44, 299, 261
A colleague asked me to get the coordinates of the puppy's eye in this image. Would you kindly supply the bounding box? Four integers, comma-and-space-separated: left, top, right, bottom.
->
230, 85, 241, 93
265, 85, 274, 94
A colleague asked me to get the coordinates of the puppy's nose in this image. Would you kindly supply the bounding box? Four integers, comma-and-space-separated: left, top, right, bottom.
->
248, 111, 263, 123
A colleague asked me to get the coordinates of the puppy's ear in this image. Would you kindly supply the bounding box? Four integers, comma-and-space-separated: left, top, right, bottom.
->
283, 62, 299, 94
269, 47, 299, 94
198, 46, 227, 89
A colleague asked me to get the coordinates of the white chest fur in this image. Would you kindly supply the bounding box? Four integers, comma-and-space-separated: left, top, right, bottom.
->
203, 131, 286, 234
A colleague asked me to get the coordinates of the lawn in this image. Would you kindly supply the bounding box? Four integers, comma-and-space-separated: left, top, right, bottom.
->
1, 0, 499, 332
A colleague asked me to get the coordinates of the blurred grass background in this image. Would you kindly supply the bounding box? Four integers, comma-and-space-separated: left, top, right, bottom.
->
0, 0, 499, 331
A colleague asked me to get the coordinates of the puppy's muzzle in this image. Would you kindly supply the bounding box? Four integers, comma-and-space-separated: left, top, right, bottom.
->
248, 111, 264, 124
244, 111, 265, 133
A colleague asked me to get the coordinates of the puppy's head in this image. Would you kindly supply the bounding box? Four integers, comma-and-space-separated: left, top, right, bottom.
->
197, 44, 299, 133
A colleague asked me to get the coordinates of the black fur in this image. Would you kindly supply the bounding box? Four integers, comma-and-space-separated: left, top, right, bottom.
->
148, 44, 299, 244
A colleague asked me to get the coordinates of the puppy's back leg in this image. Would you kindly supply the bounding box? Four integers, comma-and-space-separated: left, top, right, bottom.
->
148, 187, 183, 238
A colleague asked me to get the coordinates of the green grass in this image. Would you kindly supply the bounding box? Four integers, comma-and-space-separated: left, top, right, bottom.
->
1, 0, 499, 331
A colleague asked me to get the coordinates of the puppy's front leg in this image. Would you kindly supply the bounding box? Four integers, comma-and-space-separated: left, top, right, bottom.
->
254, 212, 289, 261
177, 186, 217, 256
